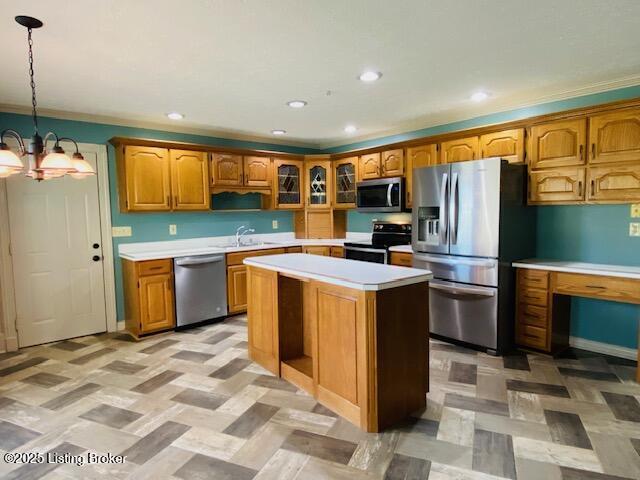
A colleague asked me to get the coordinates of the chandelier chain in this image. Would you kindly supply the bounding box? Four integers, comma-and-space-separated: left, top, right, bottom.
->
27, 27, 38, 133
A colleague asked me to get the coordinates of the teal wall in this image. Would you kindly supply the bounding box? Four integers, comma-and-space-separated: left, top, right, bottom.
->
2, 83, 640, 349
0, 112, 317, 320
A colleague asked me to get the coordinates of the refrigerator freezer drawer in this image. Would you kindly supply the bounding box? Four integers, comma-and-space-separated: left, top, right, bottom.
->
412, 253, 499, 287
429, 279, 498, 350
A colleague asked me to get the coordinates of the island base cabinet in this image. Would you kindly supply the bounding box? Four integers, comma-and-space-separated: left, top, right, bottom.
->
246, 266, 429, 432
246, 268, 280, 374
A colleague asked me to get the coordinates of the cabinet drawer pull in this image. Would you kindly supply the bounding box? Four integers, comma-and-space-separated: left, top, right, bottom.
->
149, 266, 163, 271
524, 294, 539, 299
586, 285, 605, 289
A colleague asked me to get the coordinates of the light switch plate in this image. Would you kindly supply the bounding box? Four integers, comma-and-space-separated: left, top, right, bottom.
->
631, 204, 640, 218
272, 220, 278, 229
630, 223, 640, 237
169, 224, 177, 235
112, 226, 132, 237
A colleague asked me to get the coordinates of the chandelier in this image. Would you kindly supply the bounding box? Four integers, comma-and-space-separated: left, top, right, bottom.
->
0, 16, 95, 180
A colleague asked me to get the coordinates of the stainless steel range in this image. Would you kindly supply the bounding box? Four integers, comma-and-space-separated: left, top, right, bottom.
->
344, 221, 411, 264
411, 157, 536, 355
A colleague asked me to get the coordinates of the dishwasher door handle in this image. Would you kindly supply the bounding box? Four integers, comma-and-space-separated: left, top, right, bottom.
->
175, 255, 225, 267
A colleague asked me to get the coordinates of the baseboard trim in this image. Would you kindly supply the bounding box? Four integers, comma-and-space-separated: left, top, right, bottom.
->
569, 336, 637, 361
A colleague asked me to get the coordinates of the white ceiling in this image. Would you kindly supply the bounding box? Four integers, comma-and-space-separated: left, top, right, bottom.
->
1, 0, 640, 148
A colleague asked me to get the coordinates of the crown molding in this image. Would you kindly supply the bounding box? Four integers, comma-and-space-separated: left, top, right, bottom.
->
0, 104, 322, 150
319, 74, 640, 149
2, 74, 639, 153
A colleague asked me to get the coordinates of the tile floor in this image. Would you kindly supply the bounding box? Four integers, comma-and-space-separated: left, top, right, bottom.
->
0, 315, 638, 479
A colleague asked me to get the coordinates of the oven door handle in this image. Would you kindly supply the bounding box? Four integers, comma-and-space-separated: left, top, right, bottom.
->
429, 280, 496, 297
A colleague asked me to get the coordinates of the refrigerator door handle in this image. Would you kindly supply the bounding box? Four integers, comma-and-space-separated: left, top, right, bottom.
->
450, 172, 459, 245
439, 172, 449, 245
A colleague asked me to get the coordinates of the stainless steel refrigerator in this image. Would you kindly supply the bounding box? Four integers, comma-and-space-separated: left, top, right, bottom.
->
412, 157, 535, 354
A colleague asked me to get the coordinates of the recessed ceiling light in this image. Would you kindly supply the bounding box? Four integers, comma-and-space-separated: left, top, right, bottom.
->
287, 100, 307, 108
470, 91, 489, 102
358, 71, 382, 82
166, 112, 184, 120
344, 125, 357, 134
271, 129, 286, 135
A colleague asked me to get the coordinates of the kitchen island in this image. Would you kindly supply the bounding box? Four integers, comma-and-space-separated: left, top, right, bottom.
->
244, 253, 432, 432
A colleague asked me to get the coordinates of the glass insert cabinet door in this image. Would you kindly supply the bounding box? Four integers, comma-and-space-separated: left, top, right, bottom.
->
334, 159, 356, 207
275, 160, 302, 208
306, 160, 331, 208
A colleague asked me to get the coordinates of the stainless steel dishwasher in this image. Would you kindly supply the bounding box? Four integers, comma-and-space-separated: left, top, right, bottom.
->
174, 254, 228, 327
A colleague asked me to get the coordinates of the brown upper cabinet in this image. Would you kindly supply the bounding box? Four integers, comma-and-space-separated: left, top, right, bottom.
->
588, 108, 640, 164
528, 167, 586, 204
122, 146, 172, 211
587, 164, 640, 202
359, 153, 381, 180
272, 158, 304, 209
406, 143, 438, 208
381, 149, 404, 177
333, 157, 358, 209
440, 136, 479, 163
211, 153, 243, 185
305, 158, 332, 209
479, 128, 525, 164
358, 150, 404, 181
119, 146, 209, 212
170, 150, 210, 210
243, 156, 271, 187
211, 153, 271, 188
529, 119, 587, 169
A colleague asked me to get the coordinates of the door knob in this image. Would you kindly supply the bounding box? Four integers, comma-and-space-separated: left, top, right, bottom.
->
92, 255, 101, 262
92, 243, 100, 249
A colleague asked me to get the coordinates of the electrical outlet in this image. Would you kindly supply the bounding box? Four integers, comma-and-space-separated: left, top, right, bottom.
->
112, 226, 132, 237
272, 220, 278, 229
169, 224, 177, 235
630, 223, 640, 237
631, 204, 640, 218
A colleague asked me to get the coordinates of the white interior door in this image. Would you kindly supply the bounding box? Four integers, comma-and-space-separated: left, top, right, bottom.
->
6, 144, 107, 347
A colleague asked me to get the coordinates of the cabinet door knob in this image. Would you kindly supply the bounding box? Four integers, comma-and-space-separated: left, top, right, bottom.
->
92, 243, 100, 249
92, 255, 101, 262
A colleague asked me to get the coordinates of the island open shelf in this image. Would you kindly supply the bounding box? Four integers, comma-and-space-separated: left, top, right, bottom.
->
244, 254, 431, 432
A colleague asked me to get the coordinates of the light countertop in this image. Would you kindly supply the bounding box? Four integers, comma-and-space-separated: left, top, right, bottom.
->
388, 245, 413, 253
512, 259, 640, 280
118, 232, 370, 261
244, 253, 433, 291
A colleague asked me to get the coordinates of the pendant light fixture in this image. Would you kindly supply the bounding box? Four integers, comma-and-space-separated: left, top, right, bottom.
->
0, 16, 95, 181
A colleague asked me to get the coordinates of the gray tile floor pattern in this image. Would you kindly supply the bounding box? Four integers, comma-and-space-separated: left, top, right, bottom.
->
0, 315, 638, 479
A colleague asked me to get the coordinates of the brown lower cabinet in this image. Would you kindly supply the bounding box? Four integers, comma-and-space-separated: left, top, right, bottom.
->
303, 246, 330, 256
226, 248, 286, 313
122, 258, 175, 337
389, 252, 412, 267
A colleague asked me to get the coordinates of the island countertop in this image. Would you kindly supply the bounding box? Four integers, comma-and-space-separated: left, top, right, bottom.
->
243, 253, 432, 291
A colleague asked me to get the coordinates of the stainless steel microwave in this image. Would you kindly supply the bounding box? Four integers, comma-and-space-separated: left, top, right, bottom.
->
356, 177, 404, 212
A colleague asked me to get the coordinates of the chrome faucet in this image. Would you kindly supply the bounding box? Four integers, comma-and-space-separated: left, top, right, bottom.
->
236, 225, 255, 246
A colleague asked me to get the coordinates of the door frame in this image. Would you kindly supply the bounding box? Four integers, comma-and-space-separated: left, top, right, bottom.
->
0, 142, 117, 351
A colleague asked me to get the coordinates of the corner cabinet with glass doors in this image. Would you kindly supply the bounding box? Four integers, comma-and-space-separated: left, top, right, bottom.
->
272, 158, 304, 209
333, 157, 358, 209
304, 157, 332, 209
